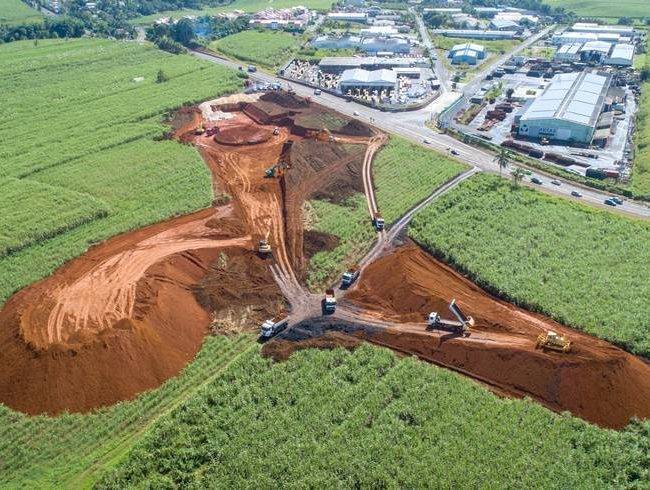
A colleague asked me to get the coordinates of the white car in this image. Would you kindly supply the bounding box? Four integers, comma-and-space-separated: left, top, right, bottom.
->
353, 110, 359, 116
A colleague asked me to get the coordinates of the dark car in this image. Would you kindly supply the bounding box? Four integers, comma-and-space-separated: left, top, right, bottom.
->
571, 190, 582, 198
604, 198, 617, 206
450, 149, 459, 156
551, 180, 561, 186
610, 196, 624, 205
531, 177, 543, 185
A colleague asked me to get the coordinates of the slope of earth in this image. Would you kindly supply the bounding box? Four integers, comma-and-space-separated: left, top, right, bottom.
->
409, 173, 650, 357
0, 0, 43, 24
344, 243, 650, 429
97, 345, 650, 488
0, 38, 242, 306
0, 207, 274, 415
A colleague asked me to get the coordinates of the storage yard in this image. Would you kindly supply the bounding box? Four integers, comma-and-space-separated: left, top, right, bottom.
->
0, 88, 647, 432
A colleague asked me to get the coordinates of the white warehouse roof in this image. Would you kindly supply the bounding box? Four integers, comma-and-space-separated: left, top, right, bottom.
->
606, 43, 634, 65
571, 22, 633, 36
520, 71, 611, 127
450, 42, 485, 54
339, 68, 397, 85
556, 43, 582, 56
580, 40, 612, 54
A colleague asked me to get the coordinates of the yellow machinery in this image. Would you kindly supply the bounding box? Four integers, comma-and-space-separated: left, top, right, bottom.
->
536, 331, 571, 353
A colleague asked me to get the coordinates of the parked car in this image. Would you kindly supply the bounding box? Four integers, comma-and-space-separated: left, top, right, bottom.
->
247, 65, 256, 73
531, 177, 543, 185
353, 110, 359, 116
571, 190, 582, 198
551, 180, 561, 186
604, 198, 617, 206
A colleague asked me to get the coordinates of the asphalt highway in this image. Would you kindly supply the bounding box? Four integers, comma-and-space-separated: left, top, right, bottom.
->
191, 50, 650, 219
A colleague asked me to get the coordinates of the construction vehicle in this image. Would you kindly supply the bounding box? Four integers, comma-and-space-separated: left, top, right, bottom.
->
372, 213, 385, 231
341, 266, 360, 288
260, 318, 288, 339
323, 288, 336, 314
265, 161, 288, 178
194, 124, 205, 135
273, 127, 280, 135
426, 299, 474, 336
258, 239, 271, 255
536, 331, 571, 353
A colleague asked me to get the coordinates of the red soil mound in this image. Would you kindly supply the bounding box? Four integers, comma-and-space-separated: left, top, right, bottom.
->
345, 244, 650, 429
213, 125, 273, 146
0, 207, 284, 415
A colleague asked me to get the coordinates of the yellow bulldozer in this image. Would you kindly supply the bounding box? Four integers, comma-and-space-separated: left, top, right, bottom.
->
536, 331, 571, 353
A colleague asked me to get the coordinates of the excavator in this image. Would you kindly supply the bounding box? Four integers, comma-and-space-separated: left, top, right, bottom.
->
258, 232, 272, 256
536, 331, 571, 353
427, 299, 474, 337
265, 161, 289, 178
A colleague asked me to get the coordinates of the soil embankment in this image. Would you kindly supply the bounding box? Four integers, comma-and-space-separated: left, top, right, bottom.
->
342, 244, 650, 429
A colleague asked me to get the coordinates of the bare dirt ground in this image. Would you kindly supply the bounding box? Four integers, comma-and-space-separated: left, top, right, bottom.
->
336, 244, 649, 428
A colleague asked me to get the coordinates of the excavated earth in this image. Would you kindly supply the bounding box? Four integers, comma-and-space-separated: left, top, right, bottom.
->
338, 243, 650, 429
0, 94, 374, 415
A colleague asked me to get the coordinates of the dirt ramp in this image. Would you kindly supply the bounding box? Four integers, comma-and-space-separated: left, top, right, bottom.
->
345, 244, 650, 428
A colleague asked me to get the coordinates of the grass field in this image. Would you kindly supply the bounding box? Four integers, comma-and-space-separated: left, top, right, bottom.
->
0, 38, 241, 305
410, 173, 650, 357
0, 335, 255, 487
306, 194, 376, 290
0, 0, 43, 25
373, 137, 467, 224
98, 345, 650, 488
209, 30, 302, 69
132, 0, 334, 25
543, 0, 649, 18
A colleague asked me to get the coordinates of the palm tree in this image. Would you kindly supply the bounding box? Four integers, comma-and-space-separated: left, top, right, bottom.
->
511, 167, 526, 187
494, 148, 510, 175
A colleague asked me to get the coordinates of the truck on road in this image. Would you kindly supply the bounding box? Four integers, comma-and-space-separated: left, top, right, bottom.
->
372, 213, 385, 231
323, 289, 337, 314
260, 318, 288, 339
341, 266, 360, 288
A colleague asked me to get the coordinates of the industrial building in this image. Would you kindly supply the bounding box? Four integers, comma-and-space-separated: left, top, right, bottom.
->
339, 68, 397, 91
570, 22, 634, 37
604, 43, 634, 66
553, 43, 582, 62
311, 35, 361, 50
318, 56, 428, 74
551, 31, 627, 45
490, 19, 519, 31
517, 71, 612, 144
359, 25, 400, 36
449, 43, 486, 65
361, 37, 410, 54
327, 12, 367, 23
435, 29, 516, 40
580, 40, 613, 63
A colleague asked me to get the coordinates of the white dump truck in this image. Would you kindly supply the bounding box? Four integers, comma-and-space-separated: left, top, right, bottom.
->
427, 299, 474, 336
324, 288, 337, 314
260, 318, 288, 339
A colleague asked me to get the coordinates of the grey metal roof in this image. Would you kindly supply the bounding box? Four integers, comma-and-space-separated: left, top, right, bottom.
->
580, 40, 612, 54
556, 43, 582, 55
450, 42, 485, 53
520, 71, 611, 128
607, 43, 634, 61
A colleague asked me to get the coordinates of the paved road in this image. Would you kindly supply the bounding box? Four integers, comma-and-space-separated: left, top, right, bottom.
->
413, 10, 450, 93
191, 50, 650, 219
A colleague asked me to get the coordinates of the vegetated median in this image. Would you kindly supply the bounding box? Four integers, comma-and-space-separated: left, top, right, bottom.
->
97, 344, 650, 488
208, 29, 303, 69
0, 38, 242, 305
409, 173, 650, 357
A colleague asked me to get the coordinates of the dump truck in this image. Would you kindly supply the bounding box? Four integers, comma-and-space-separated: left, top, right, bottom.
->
426, 299, 474, 336
341, 266, 360, 288
323, 288, 336, 314
536, 331, 571, 353
260, 318, 288, 339
258, 239, 271, 255
273, 127, 280, 135
372, 213, 385, 231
